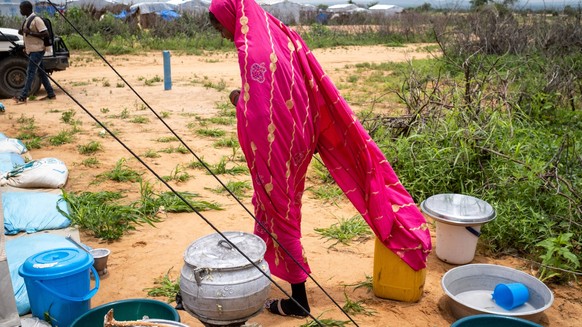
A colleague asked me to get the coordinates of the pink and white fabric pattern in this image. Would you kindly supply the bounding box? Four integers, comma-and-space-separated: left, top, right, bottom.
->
209, 0, 431, 284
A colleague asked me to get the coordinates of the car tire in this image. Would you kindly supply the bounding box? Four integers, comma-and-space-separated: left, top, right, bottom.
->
0, 56, 41, 99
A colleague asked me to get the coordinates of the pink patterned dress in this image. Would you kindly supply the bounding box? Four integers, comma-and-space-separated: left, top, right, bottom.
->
209, 0, 431, 284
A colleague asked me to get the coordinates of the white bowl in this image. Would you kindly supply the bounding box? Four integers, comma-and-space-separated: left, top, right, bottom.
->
441, 264, 554, 323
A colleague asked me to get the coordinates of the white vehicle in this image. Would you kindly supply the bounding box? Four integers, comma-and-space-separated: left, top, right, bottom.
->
0, 27, 69, 98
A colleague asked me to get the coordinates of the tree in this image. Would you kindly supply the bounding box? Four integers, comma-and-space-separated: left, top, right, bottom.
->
470, 0, 490, 9
415, 2, 433, 12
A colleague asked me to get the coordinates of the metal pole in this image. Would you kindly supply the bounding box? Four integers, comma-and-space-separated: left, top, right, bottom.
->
163, 50, 171, 91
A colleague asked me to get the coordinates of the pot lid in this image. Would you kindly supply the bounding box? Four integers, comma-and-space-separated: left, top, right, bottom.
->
420, 193, 496, 225
19, 247, 94, 279
184, 231, 266, 270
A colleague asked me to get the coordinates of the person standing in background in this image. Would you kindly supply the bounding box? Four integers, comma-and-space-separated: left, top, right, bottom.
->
13, 0, 56, 104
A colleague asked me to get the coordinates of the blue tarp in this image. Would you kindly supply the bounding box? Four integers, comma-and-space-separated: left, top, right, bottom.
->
159, 9, 179, 20
6, 234, 76, 314
3, 192, 70, 235
0, 153, 24, 174
114, 9, 128, 19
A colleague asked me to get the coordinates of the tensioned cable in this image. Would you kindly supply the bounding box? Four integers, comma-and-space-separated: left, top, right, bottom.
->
46, 74, 327, 325
0, 30, 322, 325
14, 9, 346, 325
39, 2, 360, 325
1, 25, 325, 326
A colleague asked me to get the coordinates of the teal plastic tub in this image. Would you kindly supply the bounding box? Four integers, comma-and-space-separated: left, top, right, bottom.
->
70, 298, 180, 327
451, 314, 543, 327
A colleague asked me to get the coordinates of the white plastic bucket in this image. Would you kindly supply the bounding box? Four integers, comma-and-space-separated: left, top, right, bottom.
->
421, 194, 496, 265
435, 222, 482, 264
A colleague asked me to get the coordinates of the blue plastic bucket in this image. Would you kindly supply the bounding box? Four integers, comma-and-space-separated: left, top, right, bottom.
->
18, 247, 100, 327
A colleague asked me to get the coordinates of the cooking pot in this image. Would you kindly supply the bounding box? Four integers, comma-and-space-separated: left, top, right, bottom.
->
180, 231, 270, 326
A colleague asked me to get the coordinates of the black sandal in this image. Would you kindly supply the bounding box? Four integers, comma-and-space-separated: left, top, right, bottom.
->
264, 299, 309, 317
13, 96, 26, 104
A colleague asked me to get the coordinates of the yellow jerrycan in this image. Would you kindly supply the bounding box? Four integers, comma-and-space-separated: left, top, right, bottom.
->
372, 238, 426, 302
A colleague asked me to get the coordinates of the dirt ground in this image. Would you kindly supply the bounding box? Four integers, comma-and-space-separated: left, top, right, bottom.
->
1, 44, 580, 327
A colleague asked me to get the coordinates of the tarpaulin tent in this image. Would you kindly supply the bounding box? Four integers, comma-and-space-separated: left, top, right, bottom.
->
259, 0, 315, 25
369, 4, 404, 15
326, 3, 366, 13
0, 0, 22, 17
0, 0, 65, 17
167, 0, 209, 14
129, 2, 179, 28
129, 1, 176, 14
67, 0, 121, 11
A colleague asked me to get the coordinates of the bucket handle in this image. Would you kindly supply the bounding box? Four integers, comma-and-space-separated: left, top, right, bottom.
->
33, 266, 100, 302
465, 226, 481, 237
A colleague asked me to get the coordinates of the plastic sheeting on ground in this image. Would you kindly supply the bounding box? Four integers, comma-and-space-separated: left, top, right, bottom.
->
0, 152, 25, 175
3, 192, 70, 235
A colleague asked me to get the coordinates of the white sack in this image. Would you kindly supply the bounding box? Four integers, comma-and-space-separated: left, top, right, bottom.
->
0, 138, 27, 154
1, 158, 68, 188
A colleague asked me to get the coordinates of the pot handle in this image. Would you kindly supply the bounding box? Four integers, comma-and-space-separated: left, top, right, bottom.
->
193, 267, 209, 286
217, 239, 233, 250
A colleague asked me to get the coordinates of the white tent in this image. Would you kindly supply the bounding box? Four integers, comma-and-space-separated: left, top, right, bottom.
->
129, 1, 179, 27
326, 3, 364, 13
35, 0, 68, 5
368, 4, 403, 15
0, 0, 67, 17
129, 1, 176, 14
167, 0, 208, 14
67, 0, 120, 11
116, 0, 163, 5
260, 0, 314, 25
0, 2, 20, 17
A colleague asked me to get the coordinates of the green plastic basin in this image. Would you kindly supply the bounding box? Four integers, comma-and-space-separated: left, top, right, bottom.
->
70, 298, 180, 327
451, 314, 543, 327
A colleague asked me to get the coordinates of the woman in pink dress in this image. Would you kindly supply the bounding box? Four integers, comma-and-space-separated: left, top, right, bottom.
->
209, 0, 432, 317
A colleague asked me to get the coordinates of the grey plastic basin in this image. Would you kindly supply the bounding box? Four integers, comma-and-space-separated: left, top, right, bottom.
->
441, 264, 554, 323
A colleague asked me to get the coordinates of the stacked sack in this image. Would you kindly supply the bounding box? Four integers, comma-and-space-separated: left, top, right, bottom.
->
0, 133, 68, 188
1, 132, 71, 236
1, 133, 73, 315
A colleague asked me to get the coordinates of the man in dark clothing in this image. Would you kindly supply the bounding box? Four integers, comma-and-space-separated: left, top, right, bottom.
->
13, 0, 56, 104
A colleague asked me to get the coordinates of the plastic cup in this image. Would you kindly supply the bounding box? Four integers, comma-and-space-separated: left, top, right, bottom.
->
492, 283, 530, 310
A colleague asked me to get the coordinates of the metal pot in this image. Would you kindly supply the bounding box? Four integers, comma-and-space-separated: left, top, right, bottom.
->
180, 231, 270, 326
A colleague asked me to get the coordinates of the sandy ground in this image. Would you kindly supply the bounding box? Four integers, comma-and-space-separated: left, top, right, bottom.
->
1, 44, 580, 327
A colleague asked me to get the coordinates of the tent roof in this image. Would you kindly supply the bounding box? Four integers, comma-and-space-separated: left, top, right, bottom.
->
67, 0, 120, 10
167, 0, 209, 5
167, 0, 209, 8
327, 4, 357, 10
369, 4, 403, 10
129, 1, 176, 14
